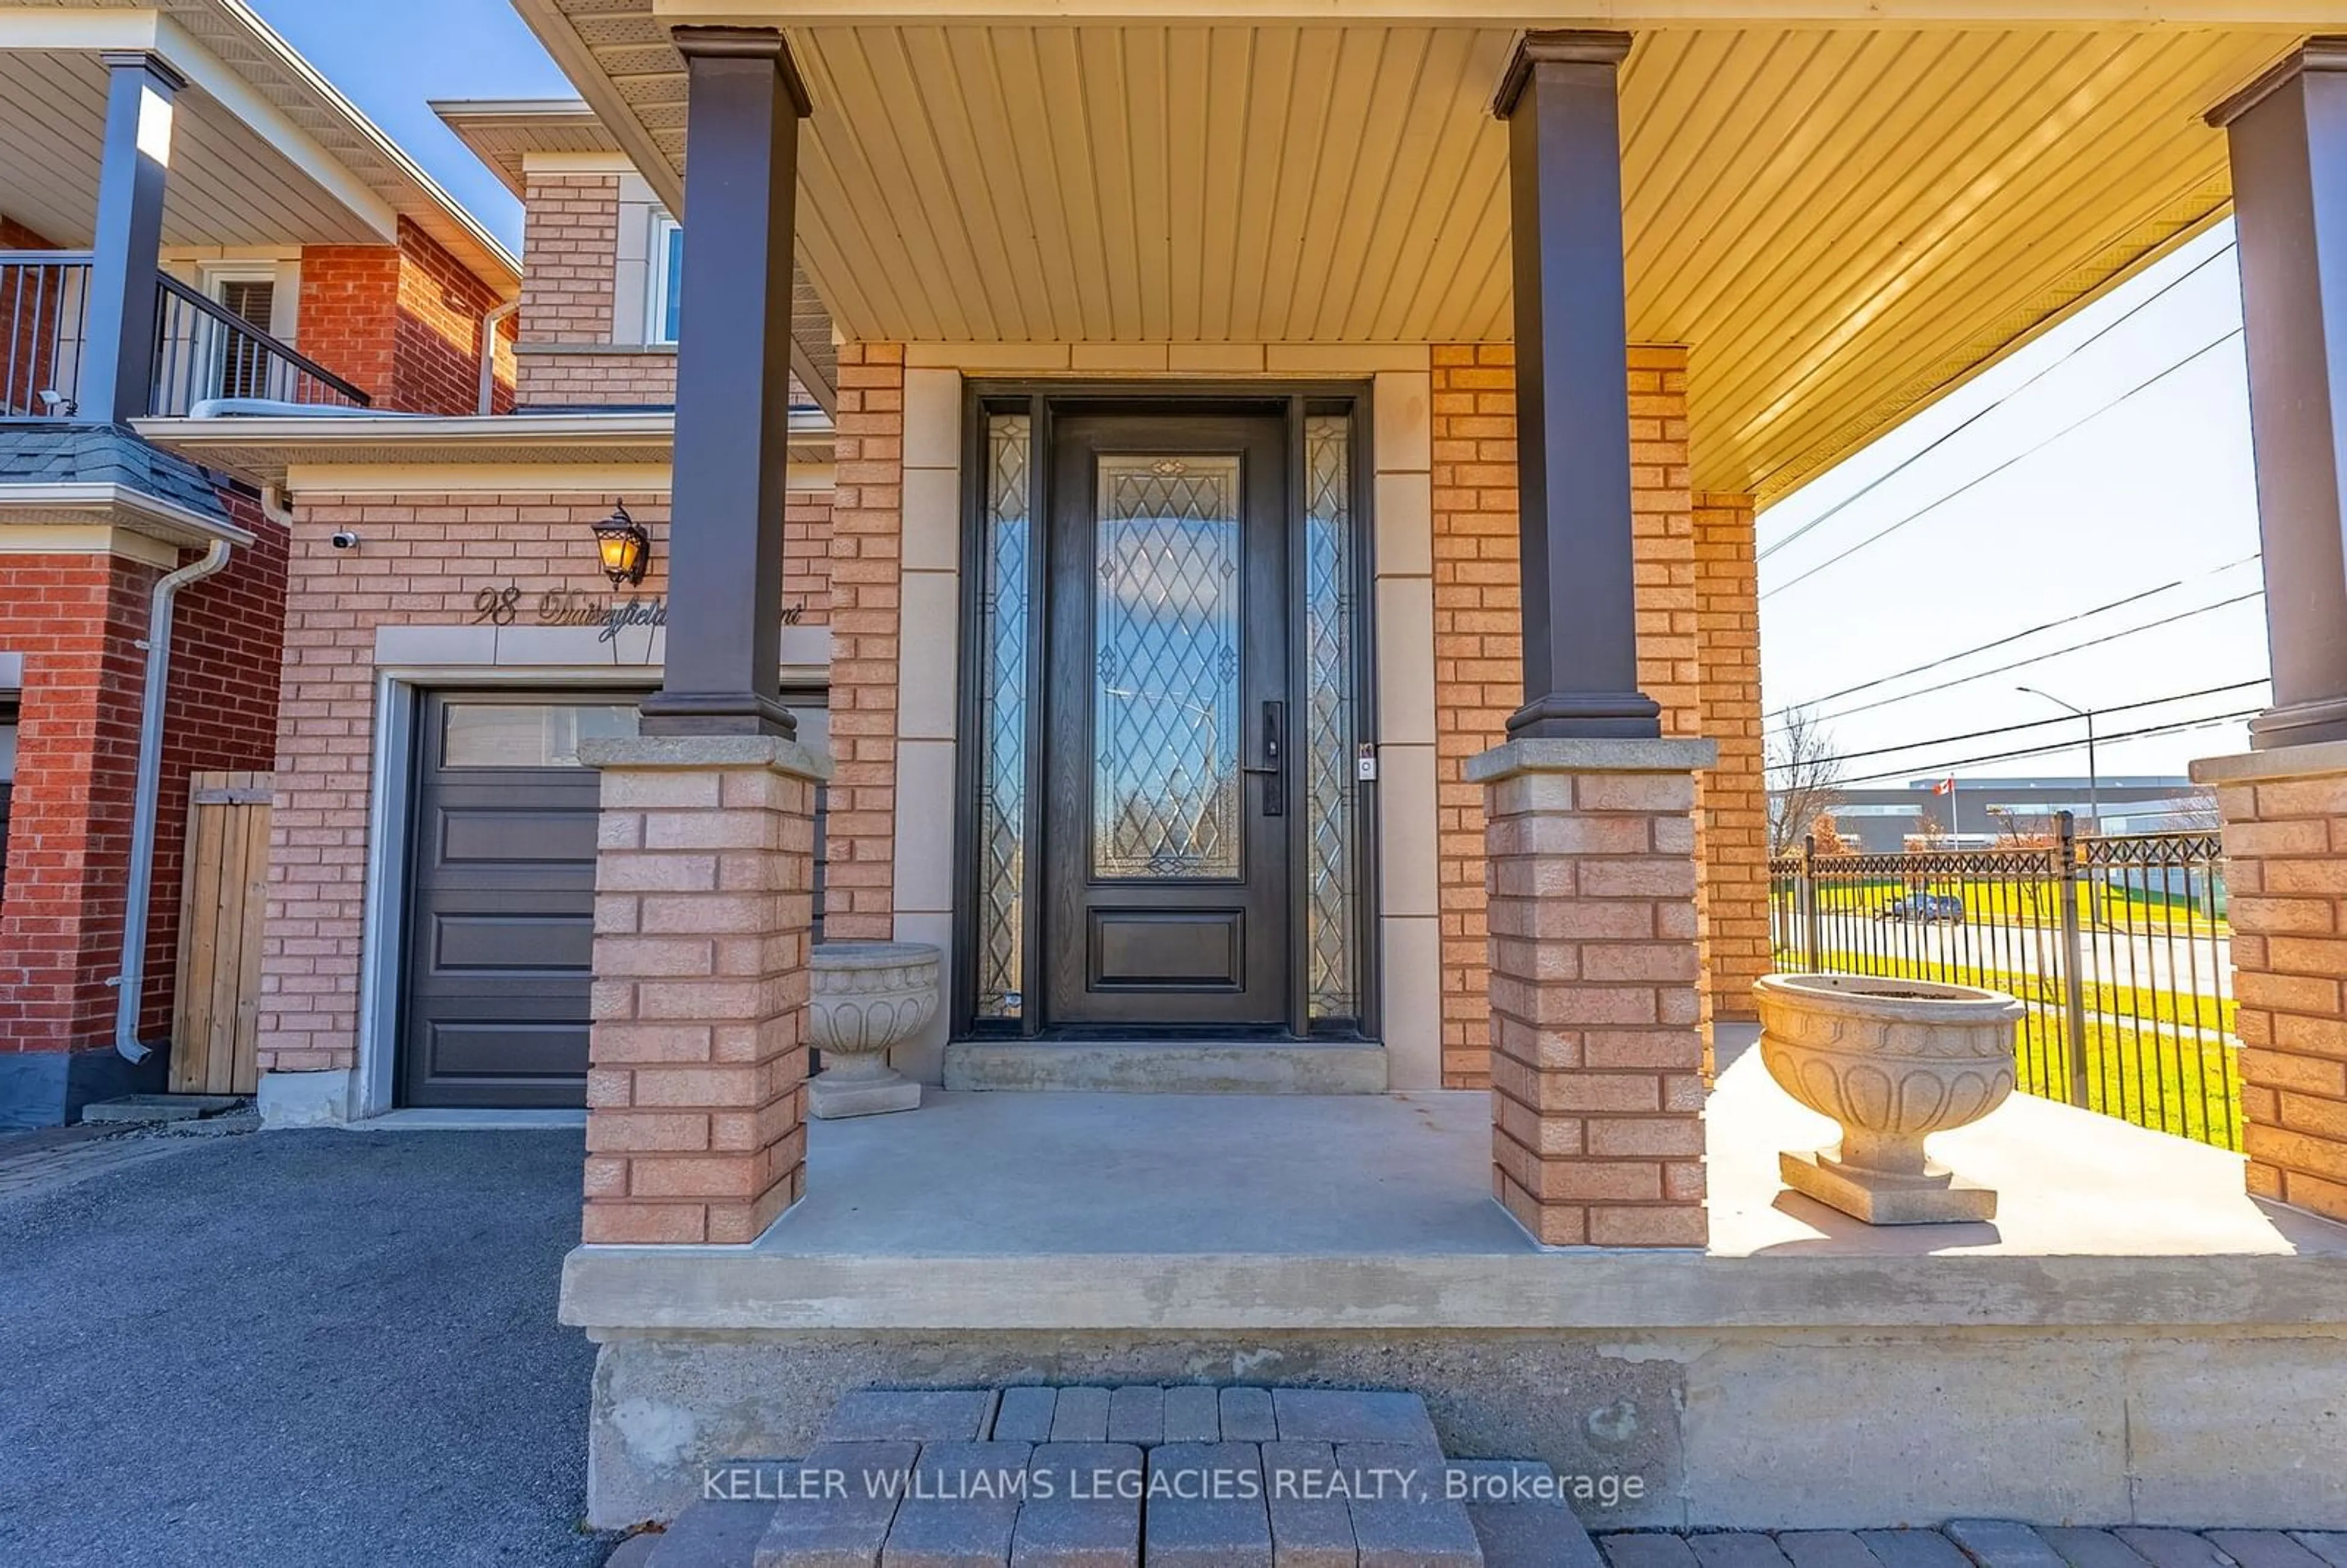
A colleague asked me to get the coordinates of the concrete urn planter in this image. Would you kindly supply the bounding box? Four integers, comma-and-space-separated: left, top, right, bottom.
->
1753, 972, 2026, 1224
806, 942, 940, 1119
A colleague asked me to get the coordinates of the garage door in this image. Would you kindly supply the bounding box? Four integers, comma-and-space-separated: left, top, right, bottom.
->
399, 694, 644, 1108
399, 690, 829, 1109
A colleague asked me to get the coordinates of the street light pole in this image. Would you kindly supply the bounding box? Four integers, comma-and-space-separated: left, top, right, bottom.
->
2018, 684, 2103, 925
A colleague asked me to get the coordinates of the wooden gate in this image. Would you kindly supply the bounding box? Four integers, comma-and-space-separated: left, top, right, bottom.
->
170, 771, 272, 1096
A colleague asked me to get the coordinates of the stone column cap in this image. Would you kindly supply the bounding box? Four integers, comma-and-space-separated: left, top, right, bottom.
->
2191, 738, 2347, 786
1466, 736, 1716, 782
579, 732, 833, 781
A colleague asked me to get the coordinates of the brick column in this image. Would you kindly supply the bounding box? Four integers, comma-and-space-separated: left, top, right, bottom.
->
1467, 737, 1716, 1247
2194, 741, 2347, 1222
1694, 494, 1769, 1023
825, 342, 907, 939
578, 735, 826, 1245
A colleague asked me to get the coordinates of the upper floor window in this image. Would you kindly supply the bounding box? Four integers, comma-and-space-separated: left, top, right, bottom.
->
650, 216, 683, 345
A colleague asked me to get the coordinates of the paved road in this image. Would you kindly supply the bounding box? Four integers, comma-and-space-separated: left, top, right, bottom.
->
0, 1126, 610, 1567
1816, 918, 2235, 1009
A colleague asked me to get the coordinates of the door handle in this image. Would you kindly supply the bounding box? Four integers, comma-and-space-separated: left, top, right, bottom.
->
1244, 700, 1286, 817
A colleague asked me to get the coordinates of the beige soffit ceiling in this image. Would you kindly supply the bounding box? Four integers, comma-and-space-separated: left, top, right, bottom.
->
515, 0, 2310, 502
430, 97, 623, 198
1, 0, 520, 291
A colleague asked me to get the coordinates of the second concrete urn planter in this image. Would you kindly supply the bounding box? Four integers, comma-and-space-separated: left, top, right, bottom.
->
806, 942, 940, 1119
1753, 972, 2026, 1224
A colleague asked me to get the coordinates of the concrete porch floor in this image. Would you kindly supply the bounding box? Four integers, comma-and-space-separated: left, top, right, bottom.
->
563, 1027, 2347, 1529
562, 1025, 2347, 1335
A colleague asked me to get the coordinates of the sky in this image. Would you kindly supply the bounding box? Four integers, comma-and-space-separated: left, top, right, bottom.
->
249, 3, 2274, 791
1754, 223, 2266, 788
246, 0, 571, 255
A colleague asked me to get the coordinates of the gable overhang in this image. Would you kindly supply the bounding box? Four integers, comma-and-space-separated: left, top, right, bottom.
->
0, 4, 520, 296
514, 0, 2326, 503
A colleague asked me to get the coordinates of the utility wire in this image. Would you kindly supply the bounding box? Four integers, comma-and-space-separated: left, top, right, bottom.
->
1768, 679, 2271, 774
1762, 326, 2249, 601
1766, 553, 2261, 719
1828, 708, 2265, 788
1810, 591, 2266, 726
1755, 241, 2241, 566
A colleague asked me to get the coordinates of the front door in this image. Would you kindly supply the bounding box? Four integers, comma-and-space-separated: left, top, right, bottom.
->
1042, 414, 1292, 1029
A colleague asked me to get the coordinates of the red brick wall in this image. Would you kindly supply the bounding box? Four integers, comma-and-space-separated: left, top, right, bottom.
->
0, 214, 53, 247
1431, 343, 1702, 1088
0, 557, 150, 1057
0, 497, 284, 1059
299, 218, 515, 415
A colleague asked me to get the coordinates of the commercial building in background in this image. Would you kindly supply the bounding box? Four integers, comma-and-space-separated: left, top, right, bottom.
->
1791, 775, 2217, 852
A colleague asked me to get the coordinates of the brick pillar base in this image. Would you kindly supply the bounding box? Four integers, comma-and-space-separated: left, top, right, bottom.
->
1467, 737, 1717, 1247
577, 735, 827, 1245
2196, 741, 2347, 1223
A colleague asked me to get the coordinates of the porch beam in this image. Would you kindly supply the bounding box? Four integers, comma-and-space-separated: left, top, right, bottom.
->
1494, 31, 1661, 741
638, 27, 812, 739
81, 52, 183, 427
2213, 38, 2347, 749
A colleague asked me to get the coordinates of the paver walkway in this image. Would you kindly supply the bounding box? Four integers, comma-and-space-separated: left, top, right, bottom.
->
620, 1383, 2347, 1568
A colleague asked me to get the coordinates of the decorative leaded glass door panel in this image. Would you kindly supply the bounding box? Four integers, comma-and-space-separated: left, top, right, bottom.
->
1043, 414, 1293, 1028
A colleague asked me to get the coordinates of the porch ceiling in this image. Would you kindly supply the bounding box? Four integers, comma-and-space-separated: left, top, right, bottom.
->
0, 47, 388, 252
517, 0, 2302, 501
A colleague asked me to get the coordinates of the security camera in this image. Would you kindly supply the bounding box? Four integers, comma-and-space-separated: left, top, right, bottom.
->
329, 530, 361, 551
37, 389, 76, 416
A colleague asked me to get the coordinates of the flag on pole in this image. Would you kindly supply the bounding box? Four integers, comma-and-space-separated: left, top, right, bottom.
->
1930, 775, 1956, 796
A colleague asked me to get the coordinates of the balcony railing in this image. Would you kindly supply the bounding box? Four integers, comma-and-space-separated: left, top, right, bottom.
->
0, 251, 92, 418
1, 254, 370, 420
150, 275, 369, 414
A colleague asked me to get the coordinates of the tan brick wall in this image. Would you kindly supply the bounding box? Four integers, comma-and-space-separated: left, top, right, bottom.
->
823, 343, 906, 942
1483, 760, 1709, 1247
518, 348, 677, 409
584, 750, 816, 1244
2213, 763, 2347, 1222
513, 172, 683, 408
520, 174, 619, 347
1695, 493, 1769, 1023
1432, 343, 1700, 1087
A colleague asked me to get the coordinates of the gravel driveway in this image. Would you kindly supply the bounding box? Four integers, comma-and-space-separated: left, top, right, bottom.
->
0, 1127, 610, 1567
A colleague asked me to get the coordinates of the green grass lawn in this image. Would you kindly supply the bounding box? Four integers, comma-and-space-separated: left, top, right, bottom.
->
1782, 874, 2228, 937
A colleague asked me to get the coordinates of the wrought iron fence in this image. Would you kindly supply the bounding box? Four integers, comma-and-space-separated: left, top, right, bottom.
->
1768, 813, 2241, 1149
0, 252, 92, 419
151, 276, 369, 414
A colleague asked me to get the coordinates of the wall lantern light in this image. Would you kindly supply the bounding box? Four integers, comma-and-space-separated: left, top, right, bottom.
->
592, 502, 650, 588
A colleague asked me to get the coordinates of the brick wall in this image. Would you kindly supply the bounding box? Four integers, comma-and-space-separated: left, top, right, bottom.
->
0, 214, 53, 248
255, 487, 833, 1076
1694, 493, 1769, 1023
1431, 343, 1703, 1086
2212, 762, 2347, 1223
521, 174, 619, 346
0, 556, 149, 1058
520, 349, 677, 409
299, 218, 516, 415
0, 496, 284, 1061
513, 172, 679, 409
822, 344, 905, 942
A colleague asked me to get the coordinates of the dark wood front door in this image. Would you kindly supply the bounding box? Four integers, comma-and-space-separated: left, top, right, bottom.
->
1042, 414, 1293, 1030
399, 692, 641, 1108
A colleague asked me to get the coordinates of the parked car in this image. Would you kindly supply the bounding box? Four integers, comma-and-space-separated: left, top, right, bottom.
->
1876, 894, 1965, 925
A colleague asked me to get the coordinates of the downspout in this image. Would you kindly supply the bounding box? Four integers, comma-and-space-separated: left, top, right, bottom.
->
478, 299, 519, 414
114, 537, 235, 1063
